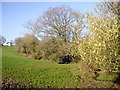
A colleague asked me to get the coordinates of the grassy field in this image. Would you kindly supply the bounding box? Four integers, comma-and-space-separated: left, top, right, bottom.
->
2, 47, 119, 88
2, 47, 82, 88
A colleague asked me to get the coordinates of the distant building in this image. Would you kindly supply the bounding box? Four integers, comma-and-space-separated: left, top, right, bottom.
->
3, 42, 12, 46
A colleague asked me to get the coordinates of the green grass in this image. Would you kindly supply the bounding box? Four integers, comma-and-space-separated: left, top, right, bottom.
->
2, 47, 119, 88
2, 47, 81, 88
97, 75, 116, 81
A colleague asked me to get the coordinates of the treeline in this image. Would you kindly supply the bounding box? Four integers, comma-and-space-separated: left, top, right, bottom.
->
15, 2, 120, 73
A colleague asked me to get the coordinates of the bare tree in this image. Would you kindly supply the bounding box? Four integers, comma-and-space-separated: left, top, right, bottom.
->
0, 35, 6, 46
23, 19, 40, 37
36, 5, 84, 43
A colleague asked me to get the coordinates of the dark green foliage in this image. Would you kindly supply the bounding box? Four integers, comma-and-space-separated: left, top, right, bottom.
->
58, 42, 81, 64
40, 36, 81, 63
40, 36, 60, 61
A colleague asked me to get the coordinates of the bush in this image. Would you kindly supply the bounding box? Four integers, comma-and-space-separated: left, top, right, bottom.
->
78, 12, 119, 73
39, 36, 81, 63
40, 36, 60, 60
58, 42, 81, 64
15, 34, 43, 60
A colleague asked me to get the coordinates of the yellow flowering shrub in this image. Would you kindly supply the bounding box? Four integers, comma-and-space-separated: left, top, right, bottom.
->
78, 12, 119, 72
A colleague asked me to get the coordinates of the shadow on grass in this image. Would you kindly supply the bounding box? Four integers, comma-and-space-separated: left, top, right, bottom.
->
113, 72, 120, 86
